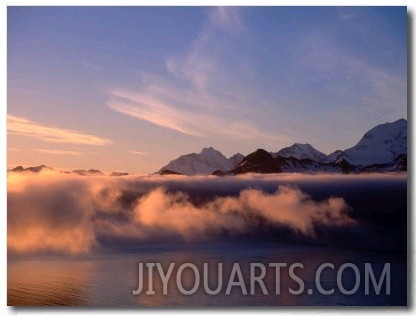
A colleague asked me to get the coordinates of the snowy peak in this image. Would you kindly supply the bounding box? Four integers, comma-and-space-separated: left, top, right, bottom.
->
198, 147, 229, 167
342, 119, 407, 165
273, 143, 326, 161
325, 150, 350, 163
200, 146, 223, 157
158, 147, 243, 175
229, 153, 245, 166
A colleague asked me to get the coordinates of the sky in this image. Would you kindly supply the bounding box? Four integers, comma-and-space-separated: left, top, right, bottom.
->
7, 6, 407, 173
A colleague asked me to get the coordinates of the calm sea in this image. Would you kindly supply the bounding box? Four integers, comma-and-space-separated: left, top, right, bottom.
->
8, 241, 407, 306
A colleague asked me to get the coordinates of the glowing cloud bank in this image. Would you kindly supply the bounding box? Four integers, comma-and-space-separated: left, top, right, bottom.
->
7, 172, 406, 255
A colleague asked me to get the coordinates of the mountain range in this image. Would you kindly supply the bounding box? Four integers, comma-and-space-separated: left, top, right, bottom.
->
8, 119, 407, 176
158, 119, 407, 175
8, 165, 128, 177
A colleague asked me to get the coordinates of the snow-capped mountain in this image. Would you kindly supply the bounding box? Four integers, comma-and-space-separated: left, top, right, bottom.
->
331, 119, 407, 165
157, 118, 407, 175
229, 150, 356, 175
157, 147, 244, 175
325, 150, 352, 163
272, 143, 327, 161
273, 119, 407, 167
9, 120, 406, 177
230, 153, 245, 166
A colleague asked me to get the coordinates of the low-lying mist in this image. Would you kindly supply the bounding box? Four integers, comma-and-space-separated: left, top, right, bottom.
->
7, 172, 407, 255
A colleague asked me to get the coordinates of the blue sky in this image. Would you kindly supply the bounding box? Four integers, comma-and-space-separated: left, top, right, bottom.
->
7, 6, 407, 173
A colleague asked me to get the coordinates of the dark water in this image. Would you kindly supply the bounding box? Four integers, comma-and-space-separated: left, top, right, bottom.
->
8, 174, 408, 306
8, 241, 406, 306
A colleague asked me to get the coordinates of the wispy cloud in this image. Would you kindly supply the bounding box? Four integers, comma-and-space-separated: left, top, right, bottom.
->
108, 91, 201, 136
108, 89, 282, 142
108, 8, 287, 144
166, 7, 244, 91
129, 150, 150, 155
8, 115, 112, 146
208, 6, 244, 32
32, 148, 84, 156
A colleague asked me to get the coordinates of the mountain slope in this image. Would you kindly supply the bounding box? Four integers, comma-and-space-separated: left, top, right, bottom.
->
229, 153, 245, 166
326, 119, 407, 165
232, 149, 280, 174
157, 147, 244, 176
272, 143, 326, 161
